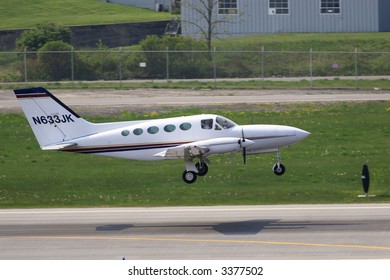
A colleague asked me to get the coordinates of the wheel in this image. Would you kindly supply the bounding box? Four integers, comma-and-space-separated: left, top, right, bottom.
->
182, 170, 197, 184
273, 163, 286, 176
195, 162, 209, 176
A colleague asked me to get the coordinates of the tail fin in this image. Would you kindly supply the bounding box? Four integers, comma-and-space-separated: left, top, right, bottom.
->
14, 87, 94, 148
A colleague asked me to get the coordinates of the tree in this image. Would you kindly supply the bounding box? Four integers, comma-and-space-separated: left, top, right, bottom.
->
181, 0, 237, 51
17, 23, 71, 51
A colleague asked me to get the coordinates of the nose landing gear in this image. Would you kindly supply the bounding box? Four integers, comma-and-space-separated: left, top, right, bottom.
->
273, 163, 286, 176
272, 150, 286, 176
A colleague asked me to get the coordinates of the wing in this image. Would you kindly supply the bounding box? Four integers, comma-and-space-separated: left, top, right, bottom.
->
153, 137, 254, 160
153, 143, 210, 160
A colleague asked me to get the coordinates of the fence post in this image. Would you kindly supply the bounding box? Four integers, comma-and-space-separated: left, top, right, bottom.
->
261, 45, 264, 89
355, 48, 359, 90
213, 47, 217, 89
24, 48, 27, 83
166, 47, 169, 81
309, 48, 313, 89
71, 47, 74, 87
119, 47, 122, 87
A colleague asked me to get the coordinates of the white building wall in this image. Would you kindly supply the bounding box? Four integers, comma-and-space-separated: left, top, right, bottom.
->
181, 0, 380, 38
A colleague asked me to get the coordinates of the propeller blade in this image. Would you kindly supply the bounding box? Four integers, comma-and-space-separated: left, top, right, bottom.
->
243, 147, 247, 166
241, 128, 247, 166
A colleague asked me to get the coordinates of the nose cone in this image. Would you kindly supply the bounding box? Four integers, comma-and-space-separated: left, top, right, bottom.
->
295, 128, 310, 141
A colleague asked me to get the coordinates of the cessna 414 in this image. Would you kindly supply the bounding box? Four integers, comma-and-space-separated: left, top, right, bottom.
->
14, 87, 309, 184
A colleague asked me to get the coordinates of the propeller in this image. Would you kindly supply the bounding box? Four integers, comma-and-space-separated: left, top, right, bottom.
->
238, 128, 247, 166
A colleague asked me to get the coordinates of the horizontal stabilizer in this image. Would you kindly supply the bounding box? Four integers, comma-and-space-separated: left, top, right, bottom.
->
42, 143, 77, 150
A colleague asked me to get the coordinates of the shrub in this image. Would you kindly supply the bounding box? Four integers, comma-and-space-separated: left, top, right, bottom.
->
38, 41, 72, 81
17, 23, 71, 51
139, 35, 211, 79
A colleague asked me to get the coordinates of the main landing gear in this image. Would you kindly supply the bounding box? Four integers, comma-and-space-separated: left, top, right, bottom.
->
182, 159, 209, 184
182, 150, 286, 183
272, 150, 286, 176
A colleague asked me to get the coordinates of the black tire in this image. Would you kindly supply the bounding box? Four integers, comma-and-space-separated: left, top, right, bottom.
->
195, 162, 209, 176
182, 170, 197, 184
273, 163, 286, 176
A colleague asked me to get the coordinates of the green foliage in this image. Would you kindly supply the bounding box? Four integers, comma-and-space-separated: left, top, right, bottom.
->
0, 102, 389, 208
16, 23, 71, 51
139, 35, 211, 78
1, 33, 389, 83
37, 41, 73, 80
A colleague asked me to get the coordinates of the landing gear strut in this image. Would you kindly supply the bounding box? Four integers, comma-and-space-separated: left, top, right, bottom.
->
195, 160, 209, 176
272, 150, 286, 176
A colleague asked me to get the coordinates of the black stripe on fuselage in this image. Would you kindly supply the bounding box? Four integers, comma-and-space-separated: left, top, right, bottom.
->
64, 142, 190, 154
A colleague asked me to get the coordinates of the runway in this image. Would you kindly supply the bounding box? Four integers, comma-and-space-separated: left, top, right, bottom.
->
1, 204, 390, 260
1, 89, 390, 113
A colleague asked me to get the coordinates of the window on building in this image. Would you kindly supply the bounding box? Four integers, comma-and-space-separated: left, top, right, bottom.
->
320, 0, 340, 14
269, 0, 289, 15
218, 0, 238, 15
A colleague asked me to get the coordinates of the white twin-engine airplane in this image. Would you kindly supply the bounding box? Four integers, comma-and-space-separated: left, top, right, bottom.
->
14, 87, 310, 184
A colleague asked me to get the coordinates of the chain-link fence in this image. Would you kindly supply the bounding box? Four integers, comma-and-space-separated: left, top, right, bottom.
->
0, 49, 389, 88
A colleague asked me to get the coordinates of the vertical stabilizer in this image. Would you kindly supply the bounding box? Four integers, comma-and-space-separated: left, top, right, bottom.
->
14, 87, 94, 148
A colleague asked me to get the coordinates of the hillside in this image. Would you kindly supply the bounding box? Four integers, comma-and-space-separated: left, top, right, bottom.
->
0, 0, 173, 30
214, 33, 390, 52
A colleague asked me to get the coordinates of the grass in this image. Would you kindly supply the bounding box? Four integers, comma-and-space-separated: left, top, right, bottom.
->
213, 33, 390, 52
1, 78, 389, 91
1, 101, 389, 208
0, 0, 173, 30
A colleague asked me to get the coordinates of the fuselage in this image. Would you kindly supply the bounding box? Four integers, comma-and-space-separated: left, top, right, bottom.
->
63, 114, 309, 160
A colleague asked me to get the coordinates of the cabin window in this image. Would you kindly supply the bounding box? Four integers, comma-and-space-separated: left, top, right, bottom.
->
201, 119, 213, 129
320, 0, 340, 14
121, 130, 130, 136
147, 126, 159, 134
164, 124, 176, 133
180, 123, 192, 131
133, 128, 143, 135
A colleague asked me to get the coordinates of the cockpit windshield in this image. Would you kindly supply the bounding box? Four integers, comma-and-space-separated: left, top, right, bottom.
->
215, 116, 236, 129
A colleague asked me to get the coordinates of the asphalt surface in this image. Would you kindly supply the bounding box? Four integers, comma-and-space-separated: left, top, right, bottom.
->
1, 88, 390, 114
1, 204, 390, 260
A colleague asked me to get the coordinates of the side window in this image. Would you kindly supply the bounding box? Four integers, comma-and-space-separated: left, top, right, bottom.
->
201, 119, 213, 129
180, 122, 192, 131
147, 126, 159, 134
133, 128, 143, 135
164, 124, 176, 133
121, 130, 130, 136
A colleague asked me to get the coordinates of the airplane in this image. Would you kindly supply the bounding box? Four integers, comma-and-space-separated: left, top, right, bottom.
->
14, 87, 310, 184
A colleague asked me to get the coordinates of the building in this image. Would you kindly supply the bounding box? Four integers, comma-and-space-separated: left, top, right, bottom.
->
181, 0, 390, 38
